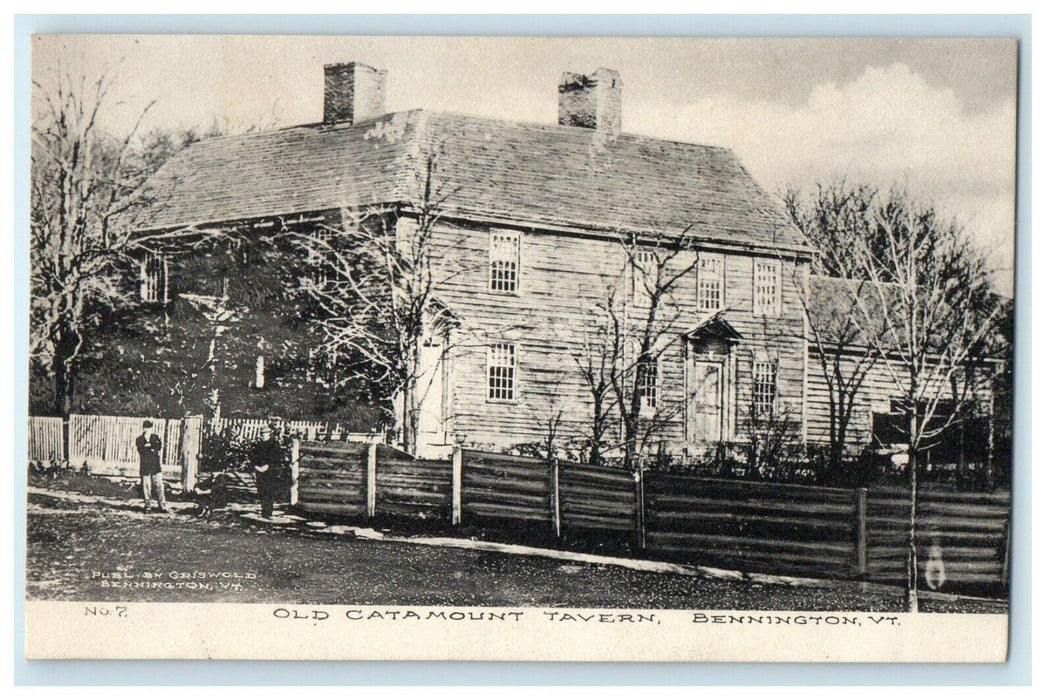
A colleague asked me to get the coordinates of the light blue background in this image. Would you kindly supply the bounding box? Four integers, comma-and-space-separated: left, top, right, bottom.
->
12, 13, 1032, 686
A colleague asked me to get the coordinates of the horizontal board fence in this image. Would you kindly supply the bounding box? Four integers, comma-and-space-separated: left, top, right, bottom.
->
644, 474, 860, 579
862, 486, 1011, 588
28, 417, 65, 463
288, 443, 1012, 595
461, 450, 555, 525
293, 441, 372, 517
558, 462, 637, 534
374, 445, 453, 520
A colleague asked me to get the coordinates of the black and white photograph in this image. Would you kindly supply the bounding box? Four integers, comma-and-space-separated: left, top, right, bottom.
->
23, 33, 1019, 661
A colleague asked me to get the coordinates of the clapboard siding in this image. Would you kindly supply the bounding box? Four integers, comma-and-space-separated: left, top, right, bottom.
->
428, 217, 809, 453
804, 349, 996, 454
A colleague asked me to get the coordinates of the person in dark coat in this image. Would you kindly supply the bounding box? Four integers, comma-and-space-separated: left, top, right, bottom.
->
135, 420, 168, 512
251, 424, 285, 519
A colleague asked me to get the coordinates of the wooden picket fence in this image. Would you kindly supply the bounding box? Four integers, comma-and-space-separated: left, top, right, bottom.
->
64, 414, 202, 487
26, 413, 376, 490
211, 418, 374, 443
293, 441, 1011, 595
27, 417, 65, 463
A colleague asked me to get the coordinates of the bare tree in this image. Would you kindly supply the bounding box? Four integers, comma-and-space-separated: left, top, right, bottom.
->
573, 296, 621, 465
785, 185, 889, 475
822, 189, 1002, 611
601, 229, 698, 471
294, 152, 461, 454
30, 69, 229, 416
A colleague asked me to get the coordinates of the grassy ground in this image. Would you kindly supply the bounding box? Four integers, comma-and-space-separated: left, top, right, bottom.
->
26, 485, 1005, 612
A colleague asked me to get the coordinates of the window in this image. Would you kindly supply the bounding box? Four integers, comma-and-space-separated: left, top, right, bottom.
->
304, 230, 332, 287
306, 347, 337, 387
254, 355, 266, 389
752, 360, 778, 420
753, 259, 781, 316
632, 250, 658, 306
139, 251, 168, 304
489, 229, 520, 293
487, 343, 517, 401
697, 253, 724, 311
638, 355, 658, 410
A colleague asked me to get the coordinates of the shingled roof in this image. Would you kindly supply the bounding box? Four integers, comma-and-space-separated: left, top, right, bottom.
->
136, 110, 809, 253
807, 276, 896, 348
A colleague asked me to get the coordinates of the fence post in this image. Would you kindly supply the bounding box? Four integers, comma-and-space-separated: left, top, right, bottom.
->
855, 487, 869, 578
634, 465, 647, 550
289, 439, 300, 506
1001, 518, 1011, 589
61, 416, 70, 465
451, 446, 462, 526
180, 415, 202, 492
551, 457, 562, 541
365, 442, 377, 520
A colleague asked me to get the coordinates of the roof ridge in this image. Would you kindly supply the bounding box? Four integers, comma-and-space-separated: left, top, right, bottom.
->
187, 108, 735, 154
135, 108, 810, 253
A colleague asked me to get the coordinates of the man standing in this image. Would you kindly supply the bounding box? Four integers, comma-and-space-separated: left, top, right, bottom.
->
251, 422, 285, 519
136, 420, 167, 512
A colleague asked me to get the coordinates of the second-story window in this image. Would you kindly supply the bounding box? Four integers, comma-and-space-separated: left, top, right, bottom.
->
487, 343, 517, 401
632, 250, 658, 306
753, 259, 781, 316
489, 229, 520, 293
139, 251, 169, 304
697, 253, 724, 311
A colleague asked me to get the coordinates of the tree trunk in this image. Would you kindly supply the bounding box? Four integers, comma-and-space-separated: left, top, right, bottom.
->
402, 374, 418, 456
905, 412, 920, 613
828, 402, 839, 473
589, 395, 604, 465
622, 414, 639, 472
51, 326, 79, 417
589, 438, 602, 466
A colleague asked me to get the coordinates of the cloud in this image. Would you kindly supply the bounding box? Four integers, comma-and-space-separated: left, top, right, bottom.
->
629, 63, 1018, 293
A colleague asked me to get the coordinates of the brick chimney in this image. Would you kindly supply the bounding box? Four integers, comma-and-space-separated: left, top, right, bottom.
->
558, 67, 622, 133
323, 62, 388, 125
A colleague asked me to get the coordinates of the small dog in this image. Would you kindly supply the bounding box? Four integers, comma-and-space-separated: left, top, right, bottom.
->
193, 471, 234, 519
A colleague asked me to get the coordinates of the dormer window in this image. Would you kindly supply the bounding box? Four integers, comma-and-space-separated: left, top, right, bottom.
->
139, 251, 169, 304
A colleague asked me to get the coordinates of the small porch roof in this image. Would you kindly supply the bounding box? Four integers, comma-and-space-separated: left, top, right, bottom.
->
684, 312, 743, 344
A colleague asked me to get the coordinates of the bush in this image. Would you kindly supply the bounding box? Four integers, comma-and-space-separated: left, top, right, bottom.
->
200, 425, 293, 477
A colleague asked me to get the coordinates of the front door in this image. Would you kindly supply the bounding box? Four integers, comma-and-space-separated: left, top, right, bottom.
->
416, 341, 446, 449
691, 360, 724, 445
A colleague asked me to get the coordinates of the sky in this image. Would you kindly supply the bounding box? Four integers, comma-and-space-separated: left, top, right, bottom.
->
32, 35, 1019, 293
